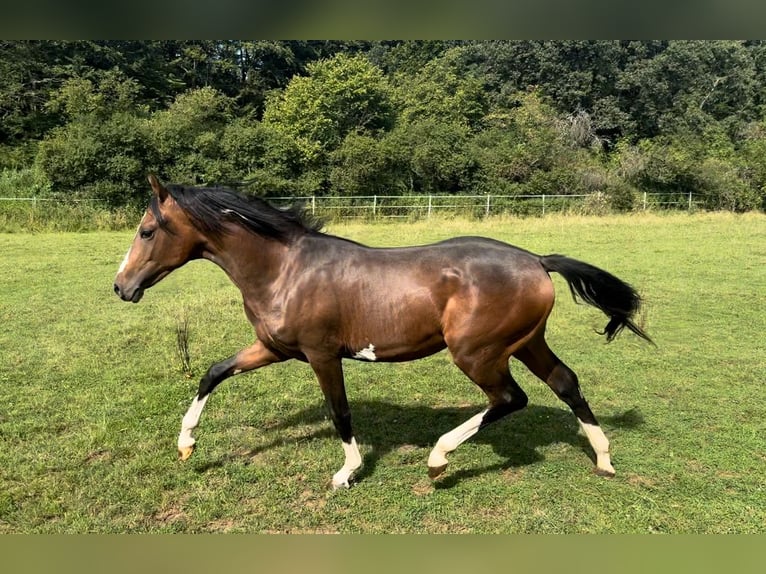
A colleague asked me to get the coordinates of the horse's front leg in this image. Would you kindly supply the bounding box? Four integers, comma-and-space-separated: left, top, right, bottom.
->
177, 340, 283, 460
308, 356, 362, 489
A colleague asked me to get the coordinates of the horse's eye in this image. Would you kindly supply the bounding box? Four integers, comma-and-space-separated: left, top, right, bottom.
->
140, 228, 155, 240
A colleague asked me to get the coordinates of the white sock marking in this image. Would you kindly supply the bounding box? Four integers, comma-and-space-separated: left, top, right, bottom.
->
353, 344, 377, 361
331, 437, 362, 489
178, 394, 210, 449
579, 419, 615, 474
428, 409, 488, 469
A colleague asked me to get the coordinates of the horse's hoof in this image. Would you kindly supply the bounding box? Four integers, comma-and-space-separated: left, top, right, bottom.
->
594, 466, 615, 478
330, 478, 352, 490
178, 445, 195, 461
428, 464, 448, 480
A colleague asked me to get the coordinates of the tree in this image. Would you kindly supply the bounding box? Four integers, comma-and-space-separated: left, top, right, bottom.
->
0, 41, 80, 151
330, 132, 406, 195
461, 41, 632, 136
366, 41, 461, 74
394, 47, 487, 129
262, 53, 396, 193
149, 86, 235, 184
616, 40, 757, 140
468, 90, 567, 194
35, 70, 152, 205
382, 119, 474, 194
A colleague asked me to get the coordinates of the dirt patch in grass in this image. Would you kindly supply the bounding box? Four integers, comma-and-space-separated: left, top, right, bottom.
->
411, 479, 435, 496
205, 518, 237, 532
153, 507, 187, 525
83, 449, 112, 465
625, 473, 659, 488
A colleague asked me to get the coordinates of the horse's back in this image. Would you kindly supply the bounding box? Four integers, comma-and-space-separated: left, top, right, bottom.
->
314, 234, 556, 359
306, 233, 552, 304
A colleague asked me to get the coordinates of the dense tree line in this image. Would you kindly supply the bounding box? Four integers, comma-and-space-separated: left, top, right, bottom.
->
2, 40, 766, 211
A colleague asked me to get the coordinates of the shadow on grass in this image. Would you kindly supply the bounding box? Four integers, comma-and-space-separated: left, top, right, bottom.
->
194, 401, 644, 487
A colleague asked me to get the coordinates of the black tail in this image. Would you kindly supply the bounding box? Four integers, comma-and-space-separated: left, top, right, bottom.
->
540, 254, 652, 344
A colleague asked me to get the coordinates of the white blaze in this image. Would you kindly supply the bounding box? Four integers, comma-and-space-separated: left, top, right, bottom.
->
117, 245, 132, 274
117, 222, 144, 275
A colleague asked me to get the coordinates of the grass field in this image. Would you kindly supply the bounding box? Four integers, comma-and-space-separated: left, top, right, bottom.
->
0, 212, 764, 533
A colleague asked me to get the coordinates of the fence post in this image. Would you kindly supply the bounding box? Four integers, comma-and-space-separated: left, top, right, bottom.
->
311, 196, 316, 216
643, 191, 647, 211
688, 191, 692, 211
427, 194, 432, 219
542, 194, 546, 216
485, 194, 491, 217
373, 195, 377, 217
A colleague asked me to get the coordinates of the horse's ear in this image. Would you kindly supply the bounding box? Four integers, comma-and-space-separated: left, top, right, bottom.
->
147, 174, 169, 202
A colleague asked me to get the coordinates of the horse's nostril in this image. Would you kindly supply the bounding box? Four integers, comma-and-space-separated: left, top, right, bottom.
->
113, 283, 121, 296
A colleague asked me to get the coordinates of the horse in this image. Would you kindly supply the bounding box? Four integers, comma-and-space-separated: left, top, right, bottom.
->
114, 175, 652, 489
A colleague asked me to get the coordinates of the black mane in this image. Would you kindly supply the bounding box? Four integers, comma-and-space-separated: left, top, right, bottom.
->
151, 183, 324, 242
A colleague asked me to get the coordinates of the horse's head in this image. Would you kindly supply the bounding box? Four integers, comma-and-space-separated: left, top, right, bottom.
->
113, 175, 202, 303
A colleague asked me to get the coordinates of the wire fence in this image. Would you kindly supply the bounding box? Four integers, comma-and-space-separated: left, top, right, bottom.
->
266, 191, 700, 219
0, 191, 701, 220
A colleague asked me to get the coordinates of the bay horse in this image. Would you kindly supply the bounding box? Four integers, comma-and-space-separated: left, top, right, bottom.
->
114, 175, 651, 488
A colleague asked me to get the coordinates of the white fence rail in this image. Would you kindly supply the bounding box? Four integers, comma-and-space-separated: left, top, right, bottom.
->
267, 192, 699, 218
1, 192, 699, 219
0, 197, 105, 203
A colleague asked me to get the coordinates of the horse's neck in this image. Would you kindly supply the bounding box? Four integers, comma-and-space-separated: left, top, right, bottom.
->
201, 228, 289, 299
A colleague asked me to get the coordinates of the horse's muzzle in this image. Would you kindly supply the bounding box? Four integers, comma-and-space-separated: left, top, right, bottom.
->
113, 282, 144, 303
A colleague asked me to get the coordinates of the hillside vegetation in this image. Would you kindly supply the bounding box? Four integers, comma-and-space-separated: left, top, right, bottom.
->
1, 41, 765, 212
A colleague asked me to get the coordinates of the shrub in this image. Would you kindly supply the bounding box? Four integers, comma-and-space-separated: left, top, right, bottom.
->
695, 157, 759, 212
579, 191, 611, 215
149, 87, 235, 184
329, 132, 405, 195
605, 180, 639, 211
523, 166, 586, 196
0, 167, 52, 197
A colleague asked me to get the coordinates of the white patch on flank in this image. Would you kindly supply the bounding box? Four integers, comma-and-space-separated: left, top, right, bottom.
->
177, 394, 210, 449
353, 344, 377, 361
232, 369, 242, 375
331, 437, 362, 489
427, 409, 488, 469
578, 419, 615, 474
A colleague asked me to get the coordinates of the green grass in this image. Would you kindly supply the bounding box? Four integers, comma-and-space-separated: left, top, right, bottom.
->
1, 212, 764, 533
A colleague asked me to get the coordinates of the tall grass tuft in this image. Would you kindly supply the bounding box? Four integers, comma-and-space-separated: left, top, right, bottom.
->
174, 311, 193, 378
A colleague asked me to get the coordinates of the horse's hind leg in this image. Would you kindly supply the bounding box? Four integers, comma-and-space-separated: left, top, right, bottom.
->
427, 352, 528, 479
514, 337, 615, 476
